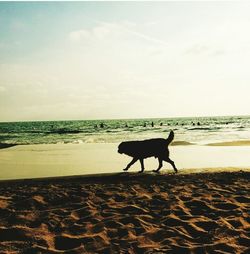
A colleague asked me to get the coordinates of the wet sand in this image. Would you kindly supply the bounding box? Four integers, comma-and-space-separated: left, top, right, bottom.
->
207, 140, 250, 146
0, 170, 249, 253
1, 143, 250, 180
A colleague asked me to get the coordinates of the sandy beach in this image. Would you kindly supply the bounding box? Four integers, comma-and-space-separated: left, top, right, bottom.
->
1, 143, 250, 180
0, 134, 250, 253
0, 170, 249, 253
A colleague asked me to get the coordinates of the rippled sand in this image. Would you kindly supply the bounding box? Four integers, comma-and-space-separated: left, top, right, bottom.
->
0, 170, 249, 253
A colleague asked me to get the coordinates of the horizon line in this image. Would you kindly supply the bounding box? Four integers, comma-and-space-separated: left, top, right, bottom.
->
0, 114, 250, 124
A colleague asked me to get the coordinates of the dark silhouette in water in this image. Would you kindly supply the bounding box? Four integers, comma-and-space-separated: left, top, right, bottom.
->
143, 122, 146, 127
55, 129, 81, 134
100, 123, 104, 128
118, 131, 177, 173
151, 122, 154, 127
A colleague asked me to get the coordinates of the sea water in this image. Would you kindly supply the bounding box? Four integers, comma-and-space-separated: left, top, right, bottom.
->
1, 115, 250, 146
1, 116, 250, 180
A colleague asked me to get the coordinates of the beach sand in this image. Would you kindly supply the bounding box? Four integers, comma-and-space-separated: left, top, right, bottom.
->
0, 170, 249, 253
1, 143, 250, 180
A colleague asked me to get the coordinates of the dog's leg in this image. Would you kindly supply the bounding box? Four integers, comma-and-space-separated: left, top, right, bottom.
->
139, 159, 145, 173
153, 158, 163, 173
123, 157, 138, 171
165, 158, 178, 173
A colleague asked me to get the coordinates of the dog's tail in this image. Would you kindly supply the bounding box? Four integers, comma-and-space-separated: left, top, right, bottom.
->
166, 130, 174, 145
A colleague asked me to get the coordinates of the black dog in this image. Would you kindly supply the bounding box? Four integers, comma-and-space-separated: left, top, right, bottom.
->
118, 130, 177, 173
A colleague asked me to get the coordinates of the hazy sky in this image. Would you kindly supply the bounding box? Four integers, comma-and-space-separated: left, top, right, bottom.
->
1, 1, 250, 122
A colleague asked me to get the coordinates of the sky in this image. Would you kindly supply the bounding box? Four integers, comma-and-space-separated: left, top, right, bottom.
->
0, 1, 250, 122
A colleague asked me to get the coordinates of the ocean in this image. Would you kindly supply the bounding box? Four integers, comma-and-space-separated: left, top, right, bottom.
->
1, 115, 250, 146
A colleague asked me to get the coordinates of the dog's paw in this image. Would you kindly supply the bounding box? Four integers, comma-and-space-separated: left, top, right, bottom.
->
123, 168, 128, 171
153, 169, 160, 173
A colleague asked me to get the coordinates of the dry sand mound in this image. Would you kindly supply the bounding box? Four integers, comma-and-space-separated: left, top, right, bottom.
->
0, 171, 249, 253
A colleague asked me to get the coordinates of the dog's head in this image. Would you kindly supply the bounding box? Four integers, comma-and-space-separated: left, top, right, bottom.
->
118, 142, 125, 154
118, 141, 136, 156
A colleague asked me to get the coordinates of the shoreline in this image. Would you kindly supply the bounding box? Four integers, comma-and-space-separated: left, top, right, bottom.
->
2, 139, 250, 149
